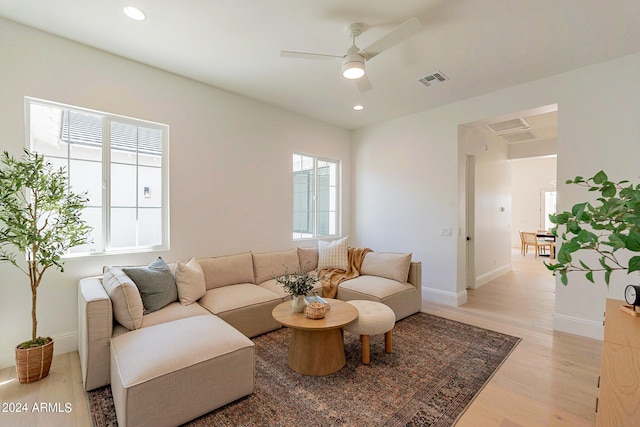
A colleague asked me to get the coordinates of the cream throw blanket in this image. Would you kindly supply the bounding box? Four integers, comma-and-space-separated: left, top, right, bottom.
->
319, 247, 372, 298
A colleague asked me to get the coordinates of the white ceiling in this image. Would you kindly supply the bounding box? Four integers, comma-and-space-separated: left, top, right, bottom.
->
1, 0, 639, 130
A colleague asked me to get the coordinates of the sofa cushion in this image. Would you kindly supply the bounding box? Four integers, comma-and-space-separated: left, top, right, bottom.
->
338, 275, 413, 299
102, 267, 144, 330
175, 258, 207, 305
360, 252, 412, 283
298, 246, 318, 272
123, 257, 178, 314
252, 248, 300, 284
198, 283, 281, 315
198, 252, 255, 290
318, 236, 348, 270
140, 301, 211, 329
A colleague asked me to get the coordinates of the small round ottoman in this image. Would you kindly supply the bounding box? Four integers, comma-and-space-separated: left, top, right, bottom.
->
343, 300, 396, 364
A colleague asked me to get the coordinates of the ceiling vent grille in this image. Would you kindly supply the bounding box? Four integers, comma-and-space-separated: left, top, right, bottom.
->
487, 118, 529, 133
500, 130, 537, 143
418, 71, 448, 87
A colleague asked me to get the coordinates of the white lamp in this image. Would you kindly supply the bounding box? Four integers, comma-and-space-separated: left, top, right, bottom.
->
341, 46, 365, 80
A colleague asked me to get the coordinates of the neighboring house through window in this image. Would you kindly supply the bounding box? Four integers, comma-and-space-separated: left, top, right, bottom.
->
293, 153, 339, 239
26, 97, 169, 255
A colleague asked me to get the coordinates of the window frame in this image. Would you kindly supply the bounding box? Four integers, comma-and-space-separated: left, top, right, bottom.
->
292, 152, 341, 240
25, 97, 170, 256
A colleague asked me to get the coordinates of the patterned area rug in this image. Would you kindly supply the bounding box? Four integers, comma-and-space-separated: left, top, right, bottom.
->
88, 312, 520, 427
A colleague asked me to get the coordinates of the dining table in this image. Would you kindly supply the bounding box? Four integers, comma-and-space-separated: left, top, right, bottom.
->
536, 231, 556, 258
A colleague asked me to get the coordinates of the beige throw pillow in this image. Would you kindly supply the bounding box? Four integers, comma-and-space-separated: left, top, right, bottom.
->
102, 267, 144, 330
175, 258, 207, 305
360, 252, 412, 283
318, 236, 348, 270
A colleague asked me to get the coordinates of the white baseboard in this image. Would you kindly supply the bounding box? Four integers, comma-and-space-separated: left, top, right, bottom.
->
474, 263, 512, 289
423, 286, 468, 306
0, 331, 78, 370
554, 313, 604, 341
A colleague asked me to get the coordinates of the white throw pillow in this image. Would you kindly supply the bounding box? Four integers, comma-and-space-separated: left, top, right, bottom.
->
175, 258, 207, 305
318, 236, 348, 270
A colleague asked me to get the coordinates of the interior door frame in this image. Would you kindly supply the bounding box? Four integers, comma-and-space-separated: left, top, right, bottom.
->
465, 154, 476, 289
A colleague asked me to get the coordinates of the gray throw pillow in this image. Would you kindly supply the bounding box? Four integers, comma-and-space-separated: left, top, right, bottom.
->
123, 257, 177, 314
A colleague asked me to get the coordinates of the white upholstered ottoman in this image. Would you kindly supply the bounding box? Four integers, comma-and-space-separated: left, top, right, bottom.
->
110, 315, 254, 427
343, 300, 396, 364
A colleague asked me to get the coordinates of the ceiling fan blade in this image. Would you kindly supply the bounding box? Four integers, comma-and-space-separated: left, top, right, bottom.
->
359, 17, 423, 60
280, 50, 343, 61
356, 75, 373, 93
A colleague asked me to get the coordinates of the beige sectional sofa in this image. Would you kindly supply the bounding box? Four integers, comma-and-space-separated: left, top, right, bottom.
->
78, 246, 422, 427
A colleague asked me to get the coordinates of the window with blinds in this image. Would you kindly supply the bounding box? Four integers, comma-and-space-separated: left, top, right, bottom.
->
26, 97, 169, 255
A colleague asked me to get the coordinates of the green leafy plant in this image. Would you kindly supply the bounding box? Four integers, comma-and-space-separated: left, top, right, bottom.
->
546, 170, 640, 287
275, 266, 318, 297
0, 149, 92, 348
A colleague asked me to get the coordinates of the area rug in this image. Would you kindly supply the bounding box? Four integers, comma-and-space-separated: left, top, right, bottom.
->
88, 312, 520, 427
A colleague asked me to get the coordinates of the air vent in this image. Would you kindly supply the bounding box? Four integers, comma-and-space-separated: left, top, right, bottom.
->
500, 130, 537, 143
487, 118, 529, 133
418, 71, 448, 87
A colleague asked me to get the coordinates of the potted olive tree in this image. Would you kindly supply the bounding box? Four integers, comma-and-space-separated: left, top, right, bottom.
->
546, 170, 640, 292
0, 149, 91, 383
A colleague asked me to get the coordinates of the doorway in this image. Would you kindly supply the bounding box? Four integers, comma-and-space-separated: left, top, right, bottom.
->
458, 104, 558, 295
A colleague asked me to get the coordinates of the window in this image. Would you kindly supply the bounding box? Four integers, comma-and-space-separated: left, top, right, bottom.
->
26, 97, 169, 255
293, 153, 339, 239
541, 189, 557, 231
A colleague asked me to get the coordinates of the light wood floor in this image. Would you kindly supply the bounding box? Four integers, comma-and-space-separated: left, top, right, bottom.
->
0, 251, 602, 426
434, 251, 602, 427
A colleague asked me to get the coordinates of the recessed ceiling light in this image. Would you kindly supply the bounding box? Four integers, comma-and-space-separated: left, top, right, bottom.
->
123, 6, 146, 21
353, 105, 364, 111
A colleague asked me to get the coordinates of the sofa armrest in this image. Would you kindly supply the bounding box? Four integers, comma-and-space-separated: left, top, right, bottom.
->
408, 261, 422, 303
78, 276, 113, 391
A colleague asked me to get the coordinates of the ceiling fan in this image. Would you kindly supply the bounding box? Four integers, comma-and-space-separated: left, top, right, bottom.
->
281, 17, 423, 92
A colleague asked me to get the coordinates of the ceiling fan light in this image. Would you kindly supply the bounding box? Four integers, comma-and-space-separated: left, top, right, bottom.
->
342, 54, 365, 79
123, 6, 146, 21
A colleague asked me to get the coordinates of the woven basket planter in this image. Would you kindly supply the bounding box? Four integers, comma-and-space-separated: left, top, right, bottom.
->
15, 339, 54, 384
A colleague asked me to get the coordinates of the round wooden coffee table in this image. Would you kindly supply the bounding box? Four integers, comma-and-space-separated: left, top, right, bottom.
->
272, 298, 358, 376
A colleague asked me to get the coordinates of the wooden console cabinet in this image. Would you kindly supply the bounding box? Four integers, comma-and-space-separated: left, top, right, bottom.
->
596, 299, 640, 426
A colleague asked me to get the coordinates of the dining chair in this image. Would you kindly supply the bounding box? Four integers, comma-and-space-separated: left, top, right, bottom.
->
522, 232, 553, 258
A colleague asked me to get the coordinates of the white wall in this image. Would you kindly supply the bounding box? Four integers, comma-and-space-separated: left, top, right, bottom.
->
0, 18, 351, 368
351, 108, 461, 303
353, 52, 640, 340
510, 156, 557, 247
